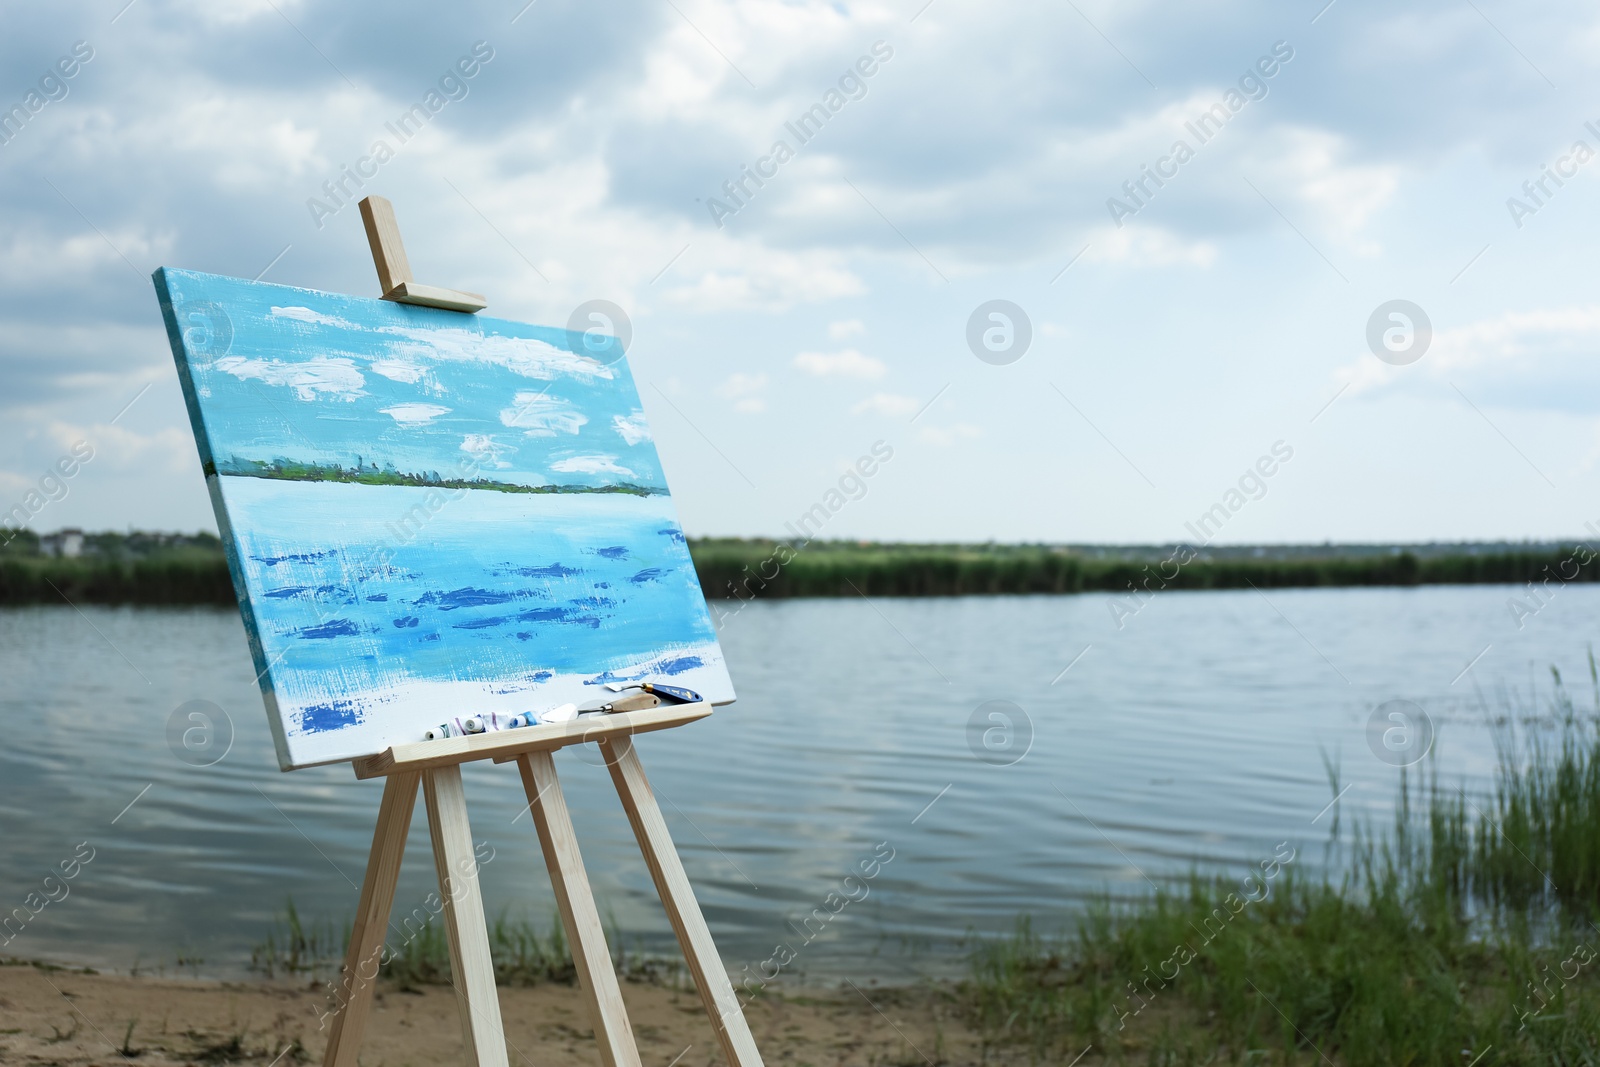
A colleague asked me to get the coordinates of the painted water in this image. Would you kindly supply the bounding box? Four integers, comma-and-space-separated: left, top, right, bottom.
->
222, 478, 727, 766
2, 583, 1597, 985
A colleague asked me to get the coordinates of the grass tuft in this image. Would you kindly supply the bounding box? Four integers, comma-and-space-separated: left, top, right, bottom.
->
250, 905, 679, 989
962, 669, 1600, 1065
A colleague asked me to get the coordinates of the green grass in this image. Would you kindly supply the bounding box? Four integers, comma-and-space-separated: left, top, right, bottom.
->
962, 666, 1600, 1065
248, 901, 678, 989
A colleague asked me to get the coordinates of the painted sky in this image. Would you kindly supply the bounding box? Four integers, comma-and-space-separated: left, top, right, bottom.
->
3, 2, 1599, 543
156, 269, 660, 490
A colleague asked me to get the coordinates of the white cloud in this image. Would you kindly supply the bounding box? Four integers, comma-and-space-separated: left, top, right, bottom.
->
0, 229, 169, 287
1429, 306, 1600, 374
1335, 304, 1600, 409
212, 356, 366, 401
1250, 126, 1401, 242
1087, 225, 1218, 268
461, 434, 514, 469
851, 393, 920, 417
166, 0, 296, 27
918, 423, 982, 446
500, 392, 587, 436
550, 454, 636, 478
793, 348, 887, 379
370, 358, 428, 384
613, 412, 652, 445
660, 246, 866, 311
380, 402, 450, 425
40, 419, 192, 472
384, 326, 615, 383
716, 372, 769, 414
828, 318, 866, 340
271, 306, 358, 329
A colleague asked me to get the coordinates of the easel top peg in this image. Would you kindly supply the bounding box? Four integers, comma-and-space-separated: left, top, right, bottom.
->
358, 195, 488, 313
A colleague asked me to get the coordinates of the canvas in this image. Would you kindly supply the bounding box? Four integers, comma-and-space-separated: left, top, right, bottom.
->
153, 268, 734, 770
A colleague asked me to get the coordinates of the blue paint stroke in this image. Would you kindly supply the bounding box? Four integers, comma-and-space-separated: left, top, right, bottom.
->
297, 619, 360, 639
254, 550, 336, 567
417, 587, 518, 611
517, 563, 581, 578
298, 699, 362, 733
454, 616, 511, 630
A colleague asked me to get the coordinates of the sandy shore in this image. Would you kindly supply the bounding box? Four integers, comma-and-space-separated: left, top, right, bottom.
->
0, 962, 984, 1067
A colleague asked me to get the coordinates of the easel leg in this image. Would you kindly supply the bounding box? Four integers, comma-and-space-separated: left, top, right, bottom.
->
323, 770, 419, 1067
517, 751, 643, 1067
600, 735, 765, 1067
423, 766, 510, 1067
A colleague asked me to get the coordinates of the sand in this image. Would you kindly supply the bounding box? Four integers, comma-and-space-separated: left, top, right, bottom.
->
0, 962, 985, 1067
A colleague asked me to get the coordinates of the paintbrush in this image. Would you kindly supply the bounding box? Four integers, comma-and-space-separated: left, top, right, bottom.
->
602, 682, 702, 704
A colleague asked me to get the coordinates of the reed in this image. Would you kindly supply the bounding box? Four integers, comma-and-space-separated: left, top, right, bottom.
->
0, 554, 234, 606
2, 534, 1594, 604
693, 539, 1600, 599
962, 666, 1600, 1065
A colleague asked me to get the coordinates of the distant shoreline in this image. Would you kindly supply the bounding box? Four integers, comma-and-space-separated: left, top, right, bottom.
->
0, 532, 1594, 605
207, 458, 663, 497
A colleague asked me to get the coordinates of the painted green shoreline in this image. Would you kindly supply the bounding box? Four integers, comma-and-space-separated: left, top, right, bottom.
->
208, 458, 663, 497
0, 534, 1595, 605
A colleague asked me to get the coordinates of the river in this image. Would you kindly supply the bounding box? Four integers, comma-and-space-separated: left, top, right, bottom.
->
1, 582, 1594, 984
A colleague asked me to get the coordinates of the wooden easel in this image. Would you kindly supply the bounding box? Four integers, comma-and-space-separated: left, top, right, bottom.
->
319, 199, 765, 1067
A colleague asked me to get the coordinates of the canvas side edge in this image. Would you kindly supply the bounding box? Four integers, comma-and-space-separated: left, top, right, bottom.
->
205, 475, 296, 770
153, 269, 299, 771
150, 269, 217, 472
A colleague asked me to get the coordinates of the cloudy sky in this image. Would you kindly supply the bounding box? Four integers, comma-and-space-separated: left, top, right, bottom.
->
3, 0, 1598, 544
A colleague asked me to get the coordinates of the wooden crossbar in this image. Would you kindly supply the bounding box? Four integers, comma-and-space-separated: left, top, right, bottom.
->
352, 702, 712, 779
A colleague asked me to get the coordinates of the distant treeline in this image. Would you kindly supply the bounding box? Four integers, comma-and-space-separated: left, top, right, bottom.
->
0, 555, 235, 606
689, 540, 1600, 599
0, 530, 234, 606
0, 533, 1595, 605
